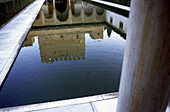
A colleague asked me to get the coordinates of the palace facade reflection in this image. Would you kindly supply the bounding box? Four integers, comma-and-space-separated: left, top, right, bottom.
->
26, 25, 104, 63
23, 0, 128, 63
33, 0, 128, 36
39, 33, 85, 63
23, 33, 35, 47
33, 0, 106, 26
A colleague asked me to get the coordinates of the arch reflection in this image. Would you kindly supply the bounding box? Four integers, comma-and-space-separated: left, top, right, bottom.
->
55, 0, 69, 22
42, 0, 53, 19
33, 0, 106, 26
71, 0, 82, 16
83, 3, 94, 16
96, 7, 104, 15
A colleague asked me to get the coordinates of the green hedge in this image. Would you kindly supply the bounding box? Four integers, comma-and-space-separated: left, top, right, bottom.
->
0, 0, 35, 27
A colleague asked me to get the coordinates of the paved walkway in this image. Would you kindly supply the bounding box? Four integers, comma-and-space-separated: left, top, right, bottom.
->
0, 0, 44, 86
1, 92, 169, 112
33, 98, 118, 112
0, 93, 118, 112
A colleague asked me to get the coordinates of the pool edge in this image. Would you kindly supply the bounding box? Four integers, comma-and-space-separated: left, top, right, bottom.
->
0, 92, 118, 112
0, 0, 45, 87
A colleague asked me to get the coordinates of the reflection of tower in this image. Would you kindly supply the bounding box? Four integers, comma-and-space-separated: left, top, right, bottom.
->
55, 0, 69, 22
38, 33, 85, 63
23, 26, 104, 62
23, 34, 35, 47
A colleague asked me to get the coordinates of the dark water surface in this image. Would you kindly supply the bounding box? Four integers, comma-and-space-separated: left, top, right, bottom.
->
0, 0, 126, 108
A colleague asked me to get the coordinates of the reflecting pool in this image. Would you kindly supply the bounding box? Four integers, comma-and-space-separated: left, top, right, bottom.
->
0, 0, 127, 108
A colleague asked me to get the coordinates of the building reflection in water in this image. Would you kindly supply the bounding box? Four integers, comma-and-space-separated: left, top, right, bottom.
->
25, 25, 104, 63
55, 0, 69, 22
43, 0, 54, 19
39, 33, 85, 63
71, 0, 82, 16
34, 0, 106, 26
26, 0, 127, 63
33, 0, 128, 37
23, 33, 35, 47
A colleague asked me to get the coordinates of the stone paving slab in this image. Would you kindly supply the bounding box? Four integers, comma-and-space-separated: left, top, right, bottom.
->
0, 93, 118, 112
92, 98, 118, 112
0, 0, 44, 86
32, 103, 94, 112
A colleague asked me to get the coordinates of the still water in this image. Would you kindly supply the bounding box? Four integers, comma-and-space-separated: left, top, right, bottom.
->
0, 0, 127, 108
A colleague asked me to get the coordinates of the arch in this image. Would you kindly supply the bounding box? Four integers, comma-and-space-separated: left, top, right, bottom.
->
83, 3, 94, 16
96, 7, 104, 15
71, 4, 82, 16
42, 2, 53, 19
55, 0, 69, 22
56, 12, 69, 22
71, 0, 82, 17
55, 0, 67, 13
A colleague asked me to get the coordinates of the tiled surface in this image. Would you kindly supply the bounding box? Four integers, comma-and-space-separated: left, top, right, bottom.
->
0, 93, 118, 112
91, 0, 130, 11
0, 91, 168, 112
31, 103, 94, 112
34, 94, 103, 111
31, 98, 118, 112
0, 0, 45, 86
92, 98, 118, 112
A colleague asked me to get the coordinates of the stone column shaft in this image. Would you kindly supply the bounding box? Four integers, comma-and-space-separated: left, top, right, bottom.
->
116, 0, 170, 112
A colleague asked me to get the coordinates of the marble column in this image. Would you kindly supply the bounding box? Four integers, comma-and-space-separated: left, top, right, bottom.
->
116, 0, 170, 112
